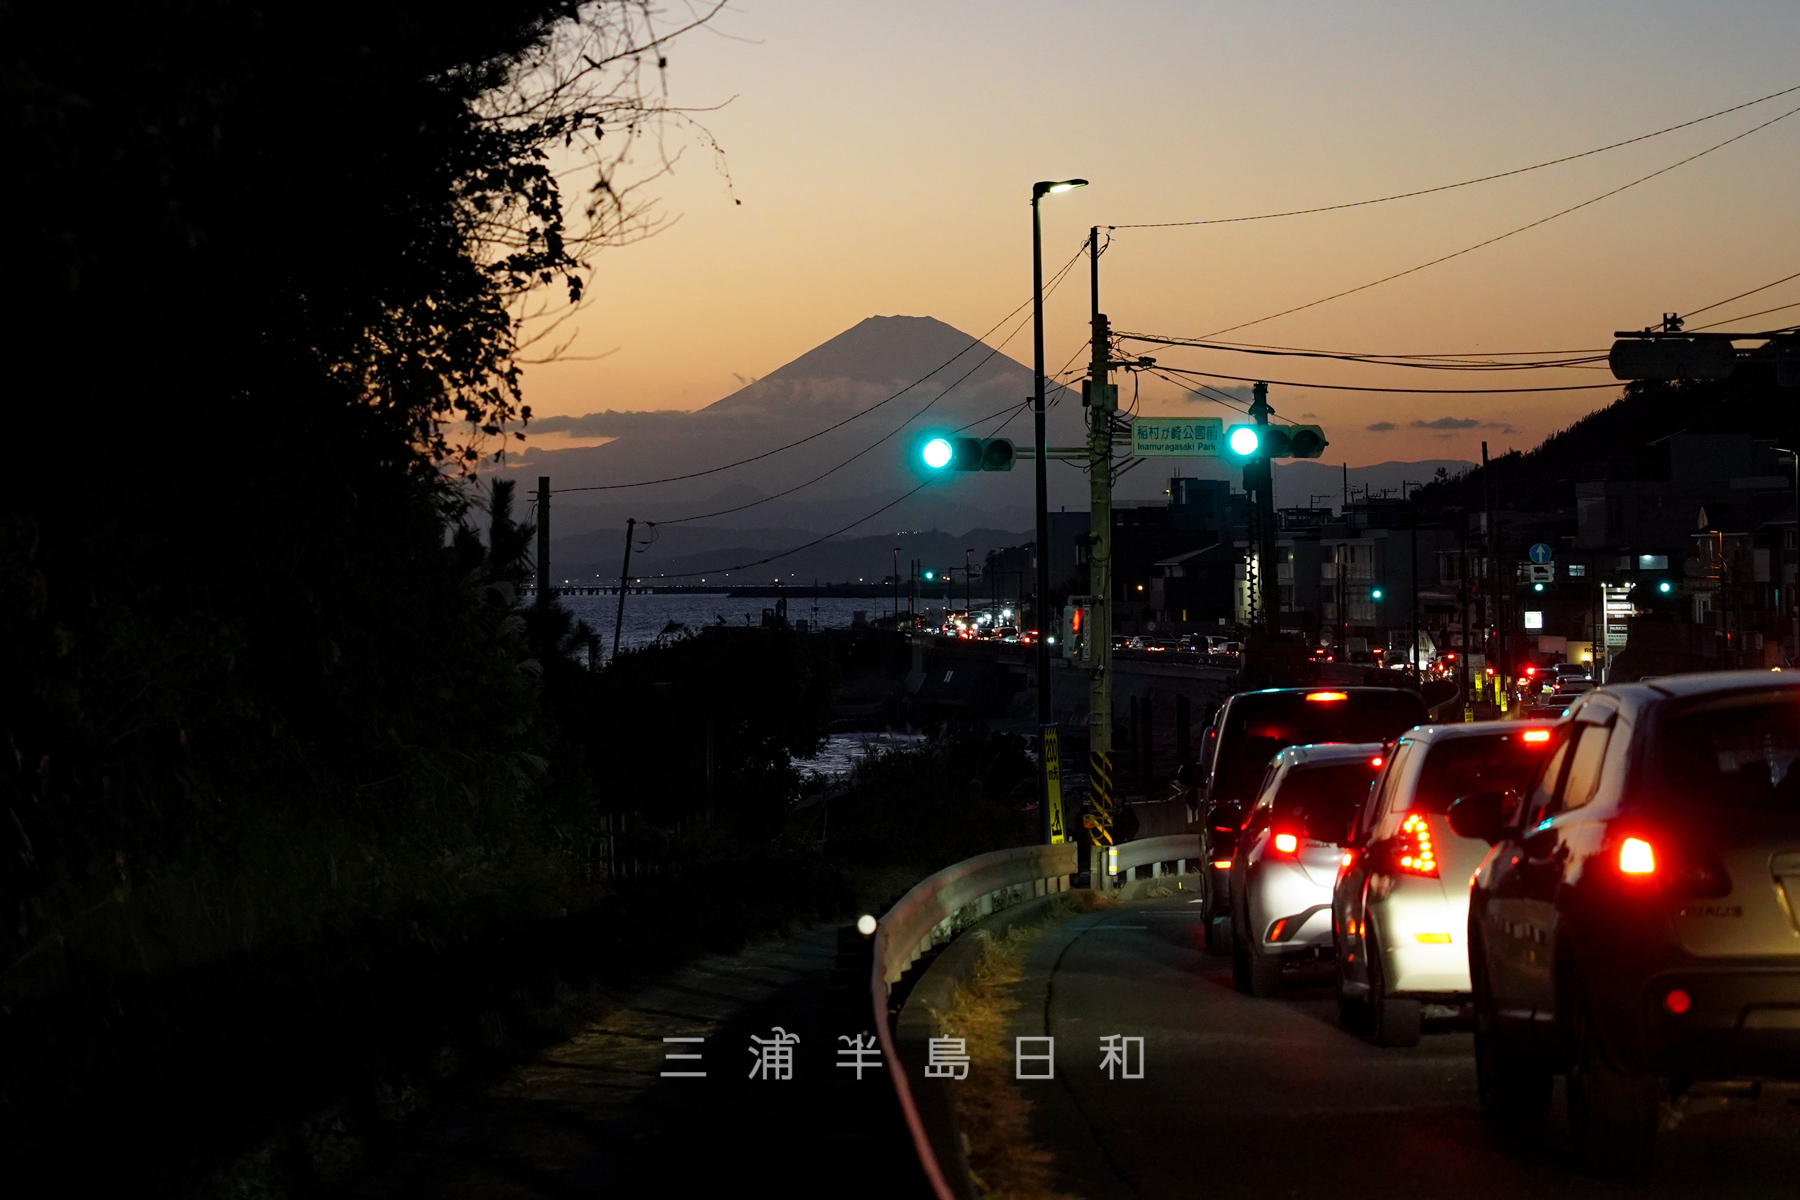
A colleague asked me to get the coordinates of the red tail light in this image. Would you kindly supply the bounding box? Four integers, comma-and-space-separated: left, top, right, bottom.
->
1273, 832, 1299, 854
1306, 691, 1349, 702
1395, 812, 1438, 877
1619, 837, 1656, 875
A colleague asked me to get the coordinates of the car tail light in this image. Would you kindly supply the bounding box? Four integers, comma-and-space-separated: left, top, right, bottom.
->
1370, 755, 1383, 768
1521, 729, 1551, 743
1395, 813, 1438, 876
1619, 837, 1656, 875
1273, 832, 1299, 854
1211, 859, 1232, 870
1306, 691, 1348, 702
1664, 988, 1692, 1015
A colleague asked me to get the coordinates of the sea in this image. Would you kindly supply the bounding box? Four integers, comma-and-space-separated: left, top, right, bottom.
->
555, 591, 941, 655
553, 591, 931, 780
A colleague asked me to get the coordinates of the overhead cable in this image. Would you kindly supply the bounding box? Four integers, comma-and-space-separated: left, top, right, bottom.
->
1680, 268, 1800, 321
1110, 82, 1800, 229
1197, 101, 1800, 338
1151, 364, 1622, 395
1116, 331, 1607, 370
550, 242, 1088, 494
637, 401, 1029, 580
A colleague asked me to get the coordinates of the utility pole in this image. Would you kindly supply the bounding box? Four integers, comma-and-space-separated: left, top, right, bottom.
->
536, 476, 551, 612
1086, 226, 1117, 823
892, 546, 900, 625
1482, 441, 1498, 712
611, 517, 635, 662
1411, 489, 1420, 690
1247, 382, 1278, 638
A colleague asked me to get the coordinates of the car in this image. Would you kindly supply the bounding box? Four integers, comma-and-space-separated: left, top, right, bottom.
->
1520, 700, 1573, 720
1553, 676, 1597, 696
1453, 670, 1800, 1172
1332, 720, 1559, 1046
1230, 742, 1385, 997
1195, 687, 1430, 954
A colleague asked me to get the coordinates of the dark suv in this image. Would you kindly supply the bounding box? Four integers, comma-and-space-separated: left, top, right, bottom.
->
1453, 671, 1800, 1171
1196, 686, 1427, 953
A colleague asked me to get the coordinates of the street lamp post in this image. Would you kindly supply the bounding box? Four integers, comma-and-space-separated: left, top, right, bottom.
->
1033, 177, 1087, 844
1781, 448, 1800, 664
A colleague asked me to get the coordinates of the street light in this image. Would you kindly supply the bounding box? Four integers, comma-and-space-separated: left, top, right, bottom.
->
1780, 447, 1800, 664
1032, 177, 1086, 845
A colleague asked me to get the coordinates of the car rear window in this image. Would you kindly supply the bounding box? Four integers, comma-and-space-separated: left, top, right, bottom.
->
1406, 731, 1558, 814
1211, 690, 1427, 802
1663, 691, 1800, 812
1272, 760, 1380, 824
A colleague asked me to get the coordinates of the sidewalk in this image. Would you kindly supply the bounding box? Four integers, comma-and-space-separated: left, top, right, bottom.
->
327, 922, 927, 1197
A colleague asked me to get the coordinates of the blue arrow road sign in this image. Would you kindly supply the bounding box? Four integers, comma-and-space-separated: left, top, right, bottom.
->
1529, 543, 1554, 564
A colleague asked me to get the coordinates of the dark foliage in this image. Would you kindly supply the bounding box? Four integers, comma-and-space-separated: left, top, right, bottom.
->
1411, 364, 1799, 514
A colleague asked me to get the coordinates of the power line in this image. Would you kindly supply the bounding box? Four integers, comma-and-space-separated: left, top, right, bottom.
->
549, 241, 1088, 494
648, 398, 1030, 526
1151, 363, 1622, 395
1691, 304, 1800, 332
643, 254, 1087, 526
1681, 269, 1800, 322
1110, 81, 1800, 229
1117, 331, 1606, 370
635, 401, 1030, 581
1199, 101, 1800, 339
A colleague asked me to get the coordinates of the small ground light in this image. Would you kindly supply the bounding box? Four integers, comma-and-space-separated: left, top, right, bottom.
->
855, 914, 878, 936
1664, 988, 1692, 1015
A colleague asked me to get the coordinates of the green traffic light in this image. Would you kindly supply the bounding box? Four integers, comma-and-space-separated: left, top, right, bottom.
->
1534, 582, 1545, 592
1228, 426, 1260, 456
1659, 580, 1672, 593
924, 570, 936, 581
1371, 588, 1383, 600
921, 437, 953, 469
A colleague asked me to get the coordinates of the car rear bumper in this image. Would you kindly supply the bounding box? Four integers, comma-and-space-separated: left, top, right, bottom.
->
1630, 967, 1800, 1079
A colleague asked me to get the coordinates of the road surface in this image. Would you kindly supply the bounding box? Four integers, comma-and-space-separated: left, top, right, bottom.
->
1007, 897, 1800, 1199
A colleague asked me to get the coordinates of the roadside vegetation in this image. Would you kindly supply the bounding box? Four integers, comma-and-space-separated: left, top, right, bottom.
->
930, 897, 1107, 1200
0, 1, 1038, 1191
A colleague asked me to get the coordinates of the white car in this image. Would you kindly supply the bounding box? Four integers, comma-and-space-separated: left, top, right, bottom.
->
1231, 742, 1386, 997
1332, 720, 1558, 1045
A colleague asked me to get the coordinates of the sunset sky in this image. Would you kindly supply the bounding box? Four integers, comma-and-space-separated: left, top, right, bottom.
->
517, 0, 1800, 469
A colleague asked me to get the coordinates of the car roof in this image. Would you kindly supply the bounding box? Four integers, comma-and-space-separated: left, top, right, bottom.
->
1394, 719, 1558, 746
1274, 741, 1385, 767
1629, 668, 1800, 699
1235, 686, 1413, 698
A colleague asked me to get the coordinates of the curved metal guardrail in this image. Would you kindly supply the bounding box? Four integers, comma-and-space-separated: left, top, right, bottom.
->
869, 835, 1196, 1200
1099, 832, 1201, 888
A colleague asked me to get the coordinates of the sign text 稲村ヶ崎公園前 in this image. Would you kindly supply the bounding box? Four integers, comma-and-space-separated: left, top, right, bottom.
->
1129, 417, 1223, 458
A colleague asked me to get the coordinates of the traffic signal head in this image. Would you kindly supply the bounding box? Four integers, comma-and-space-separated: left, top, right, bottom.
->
921, 435, 1016, 472
1286, 425, 1328, 458
1223, 423, 1328, 460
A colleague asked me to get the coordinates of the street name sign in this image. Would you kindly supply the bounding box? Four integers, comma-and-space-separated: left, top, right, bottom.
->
1130, 417, 1223, 458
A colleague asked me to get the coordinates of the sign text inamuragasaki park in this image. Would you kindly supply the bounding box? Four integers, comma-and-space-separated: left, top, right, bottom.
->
1129, 417, 1223, 458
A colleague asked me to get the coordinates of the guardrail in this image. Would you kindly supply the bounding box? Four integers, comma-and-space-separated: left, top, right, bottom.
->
869, 842, 1077, 1200
869, 835, 1198, 1200
1099, 833, 1201, 889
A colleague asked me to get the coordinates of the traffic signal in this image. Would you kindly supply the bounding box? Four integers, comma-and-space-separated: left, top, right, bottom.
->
920, 436, 1015, 472
1223, 424, 1329, 460
1371, 587, 1383, 601
1657, 579, 1673, 594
